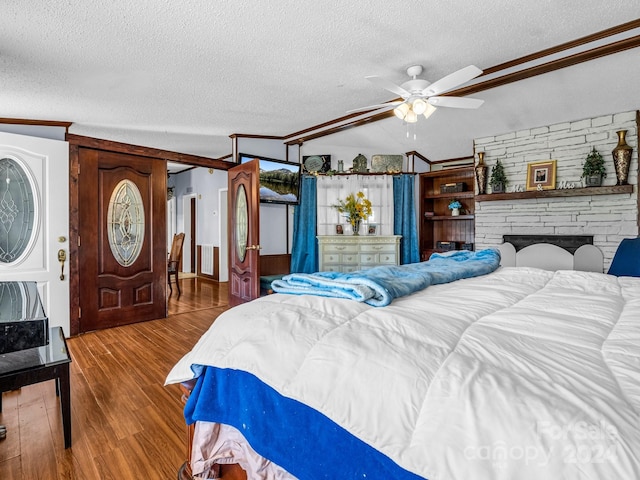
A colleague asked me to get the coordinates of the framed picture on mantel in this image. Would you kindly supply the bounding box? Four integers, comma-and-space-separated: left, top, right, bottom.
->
526, 160, 557, 191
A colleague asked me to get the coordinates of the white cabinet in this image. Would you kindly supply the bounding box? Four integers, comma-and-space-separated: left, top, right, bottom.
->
317, 235, 401, 273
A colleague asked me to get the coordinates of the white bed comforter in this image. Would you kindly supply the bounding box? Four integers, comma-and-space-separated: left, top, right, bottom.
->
167, 267, 640, 479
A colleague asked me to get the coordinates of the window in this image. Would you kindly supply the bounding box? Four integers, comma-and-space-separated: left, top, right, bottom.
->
0, 157, 37, 264
107, 179, 145, 266
316, 175, 394, 236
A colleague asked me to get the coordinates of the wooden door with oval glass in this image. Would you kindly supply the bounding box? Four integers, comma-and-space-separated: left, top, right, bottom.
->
228, 159, 261, 307
78, 149, 166, 332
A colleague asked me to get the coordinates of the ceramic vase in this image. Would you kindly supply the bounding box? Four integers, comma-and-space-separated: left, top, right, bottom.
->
612, 130, 633, 185
474, 152, 488, 195
451, 208, 460, 217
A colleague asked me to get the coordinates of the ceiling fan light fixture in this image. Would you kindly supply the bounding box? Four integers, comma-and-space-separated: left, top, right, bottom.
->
423, 103, 437, 119
393, 103, 410, 119
412, 98, 427, 115
356, 64, 484, 126
405, 109, 418, 123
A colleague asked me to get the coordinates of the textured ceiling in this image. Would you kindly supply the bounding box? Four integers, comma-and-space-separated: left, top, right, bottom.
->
1, 1, 639, 160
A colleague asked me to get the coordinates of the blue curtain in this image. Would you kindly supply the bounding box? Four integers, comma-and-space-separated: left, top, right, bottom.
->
290, 175, 318, 273
393, 174, 420, 264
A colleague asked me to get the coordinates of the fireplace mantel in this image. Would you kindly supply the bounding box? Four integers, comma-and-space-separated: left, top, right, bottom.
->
476, 184, 633, 202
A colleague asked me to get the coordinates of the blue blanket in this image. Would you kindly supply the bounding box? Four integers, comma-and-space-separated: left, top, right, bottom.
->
271, 248, 501, 306
185, 366, 426, 480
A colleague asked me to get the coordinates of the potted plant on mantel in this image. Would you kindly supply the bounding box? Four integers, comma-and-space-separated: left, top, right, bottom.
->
581, 147, 607, 187
490, 159, 508, 193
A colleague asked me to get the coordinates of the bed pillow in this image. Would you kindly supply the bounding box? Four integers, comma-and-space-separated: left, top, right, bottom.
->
607, 237, 640, 277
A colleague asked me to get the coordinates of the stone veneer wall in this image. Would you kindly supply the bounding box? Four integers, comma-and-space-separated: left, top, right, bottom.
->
474, 110, 638, 270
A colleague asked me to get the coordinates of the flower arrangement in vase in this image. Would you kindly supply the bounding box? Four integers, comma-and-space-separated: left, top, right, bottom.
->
448, 199, 462, 217
334, 191, 372, 235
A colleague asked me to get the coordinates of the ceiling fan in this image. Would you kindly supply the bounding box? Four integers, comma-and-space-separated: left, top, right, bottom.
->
348, 64, 485, 122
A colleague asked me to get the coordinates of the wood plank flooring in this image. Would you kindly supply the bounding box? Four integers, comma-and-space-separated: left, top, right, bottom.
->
0, 277, 229, 479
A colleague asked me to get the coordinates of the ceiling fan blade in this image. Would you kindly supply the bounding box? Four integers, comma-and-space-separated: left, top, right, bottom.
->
365, 75, 412, 98
428, 96, 484, 109
346, 102, 401, 114
422, 65, 483, 96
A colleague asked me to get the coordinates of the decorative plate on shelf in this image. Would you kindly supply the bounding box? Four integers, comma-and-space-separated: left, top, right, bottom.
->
371, 154, 404, 173
303, 155, 331, 173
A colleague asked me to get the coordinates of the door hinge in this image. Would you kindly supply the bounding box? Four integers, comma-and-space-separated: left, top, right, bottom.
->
78, 236, 81, 247
77, 163, 80, 175
78, 306, 81, 318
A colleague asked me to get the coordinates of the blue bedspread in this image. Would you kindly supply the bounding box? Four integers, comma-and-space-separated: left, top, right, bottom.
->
271, 248, 501, 306
185, 366, 426, 480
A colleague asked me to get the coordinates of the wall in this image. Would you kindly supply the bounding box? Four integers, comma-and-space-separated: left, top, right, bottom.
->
0, 124, 67, 141
237, 137, 289, 162
474, 110, 638, 269
172, 167, 228, 246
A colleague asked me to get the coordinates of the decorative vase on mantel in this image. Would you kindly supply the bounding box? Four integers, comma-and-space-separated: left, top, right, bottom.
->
451, 208, 460, 217
351, 219, 361, 236
474, 152, 488, 195
612, 130, 633, 185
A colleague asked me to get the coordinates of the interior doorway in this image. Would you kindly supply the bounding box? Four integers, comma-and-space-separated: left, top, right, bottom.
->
166, 164, 231, 316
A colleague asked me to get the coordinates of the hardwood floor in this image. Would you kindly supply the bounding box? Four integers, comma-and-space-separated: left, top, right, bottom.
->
0, 277, 229, 479
168, 276, 228, 316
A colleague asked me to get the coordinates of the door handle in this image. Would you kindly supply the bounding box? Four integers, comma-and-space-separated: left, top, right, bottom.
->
245, 244, 262, 251
58, 249, 67, 281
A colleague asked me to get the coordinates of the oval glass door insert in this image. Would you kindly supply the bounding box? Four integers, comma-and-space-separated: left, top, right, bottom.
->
0, 157, 37, 264
107, 179, 145, 266
235, 184, 248, 262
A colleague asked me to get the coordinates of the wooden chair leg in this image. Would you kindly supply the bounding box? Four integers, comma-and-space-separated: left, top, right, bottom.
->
175, 271, 181, 296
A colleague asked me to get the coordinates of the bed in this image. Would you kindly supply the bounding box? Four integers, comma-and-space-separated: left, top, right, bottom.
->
166, 243, 640, 480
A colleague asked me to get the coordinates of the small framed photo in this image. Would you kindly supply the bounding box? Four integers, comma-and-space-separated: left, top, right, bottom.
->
335, 224, 344, 235
367, 224, 377, 235
526, 160, 557, 191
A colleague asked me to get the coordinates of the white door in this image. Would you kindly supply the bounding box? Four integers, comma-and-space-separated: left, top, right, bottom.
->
182, 193, 196, 273
0, 132, 70, 334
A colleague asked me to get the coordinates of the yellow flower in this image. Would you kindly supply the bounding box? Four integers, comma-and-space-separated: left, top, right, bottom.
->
333, 191, 372, 226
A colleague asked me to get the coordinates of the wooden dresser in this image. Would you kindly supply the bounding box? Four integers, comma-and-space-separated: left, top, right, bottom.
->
317, 235, 401, 273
